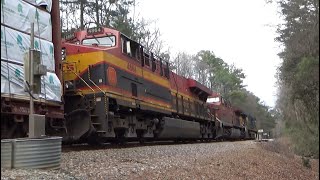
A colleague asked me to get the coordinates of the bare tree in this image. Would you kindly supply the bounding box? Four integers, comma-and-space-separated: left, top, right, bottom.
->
171, 52, 194, 78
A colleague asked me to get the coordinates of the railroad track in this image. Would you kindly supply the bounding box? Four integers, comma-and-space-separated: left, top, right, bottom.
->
61, 139, 239, 152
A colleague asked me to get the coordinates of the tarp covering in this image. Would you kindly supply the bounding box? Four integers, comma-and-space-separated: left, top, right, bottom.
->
1, 61, 62, 102
24, 0, 52, 12
1, 25, 55, 72
1, 0, 52, 41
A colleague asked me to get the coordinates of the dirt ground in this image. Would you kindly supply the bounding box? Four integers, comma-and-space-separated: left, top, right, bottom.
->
1, 140, 319, 180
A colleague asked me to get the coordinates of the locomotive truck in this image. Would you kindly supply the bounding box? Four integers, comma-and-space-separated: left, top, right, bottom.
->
1, 1, 257, 143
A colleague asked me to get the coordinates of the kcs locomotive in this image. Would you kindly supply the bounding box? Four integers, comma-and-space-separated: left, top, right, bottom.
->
61, 27, 257, 144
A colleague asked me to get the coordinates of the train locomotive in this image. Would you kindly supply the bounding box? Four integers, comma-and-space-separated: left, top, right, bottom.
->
61, 27, 257, 144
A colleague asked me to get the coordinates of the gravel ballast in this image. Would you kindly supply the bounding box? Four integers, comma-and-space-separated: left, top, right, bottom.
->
1, 140, 319, 180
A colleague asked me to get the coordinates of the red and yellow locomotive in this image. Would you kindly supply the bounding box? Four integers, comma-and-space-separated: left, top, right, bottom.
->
207, 94, 257, 140
62, 27, 257, 144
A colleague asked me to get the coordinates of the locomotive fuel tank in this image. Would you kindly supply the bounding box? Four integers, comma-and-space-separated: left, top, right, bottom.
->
156, 117, 201, 139
229, 128, 241, 139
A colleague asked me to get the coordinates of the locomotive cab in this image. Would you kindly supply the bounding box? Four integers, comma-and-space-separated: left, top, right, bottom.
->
207, 94, 234, 123
63, 27, 119, 47
62, 27, 170, 78
207, 94, 245, 139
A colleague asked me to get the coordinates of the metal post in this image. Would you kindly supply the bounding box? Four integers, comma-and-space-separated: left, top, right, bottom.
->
28, 22, 35, 138
30, 22, 34, 115
28, 22, 46, 138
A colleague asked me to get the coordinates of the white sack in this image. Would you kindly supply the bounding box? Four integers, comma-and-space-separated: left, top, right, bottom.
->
1, 25, 55, 72
1, 61, 62, 102
24, 0, 52, 12
1, 0, 52, 41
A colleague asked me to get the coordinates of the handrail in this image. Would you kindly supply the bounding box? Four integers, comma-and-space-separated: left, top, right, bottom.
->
87, 66, 106, 95
66, 66, 96, 106
88, 79, 106, 95
87, 66, 108, 116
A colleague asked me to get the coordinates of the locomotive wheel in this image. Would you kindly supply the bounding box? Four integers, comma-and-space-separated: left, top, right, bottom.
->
137, 130, 146, 144
87, 135, 104, 146
139, 138, 145, 144
110, 136, 126, 145
117, 137, 126, 145
87, 140, 102, 146
113, 129, 127, 145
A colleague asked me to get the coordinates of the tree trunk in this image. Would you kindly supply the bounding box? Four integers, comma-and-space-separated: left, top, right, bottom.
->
80, 0, 84, 30
95, 0, 100, 26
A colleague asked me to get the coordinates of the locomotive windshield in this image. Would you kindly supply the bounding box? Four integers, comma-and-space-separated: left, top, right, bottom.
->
82, 35, 116, 47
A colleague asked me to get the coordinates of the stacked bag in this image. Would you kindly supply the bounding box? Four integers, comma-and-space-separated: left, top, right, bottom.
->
1, 0, 61, 102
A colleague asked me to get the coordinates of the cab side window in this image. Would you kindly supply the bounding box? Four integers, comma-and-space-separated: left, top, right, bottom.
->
121, 35, 143, 63
121, 37, 128, 55
144, 53, 150, 66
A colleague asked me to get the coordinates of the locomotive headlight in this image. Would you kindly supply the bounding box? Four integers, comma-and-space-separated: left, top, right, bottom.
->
65, 81, 74, 89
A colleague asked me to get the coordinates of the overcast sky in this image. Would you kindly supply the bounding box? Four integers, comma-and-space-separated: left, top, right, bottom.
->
135, 0, 283, 107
